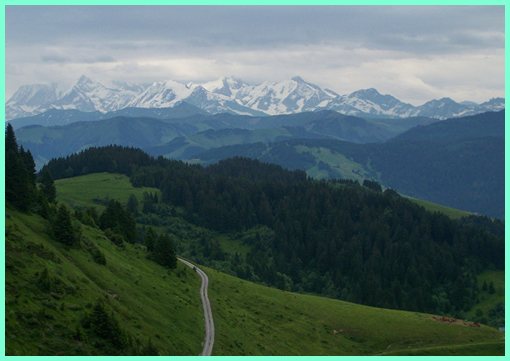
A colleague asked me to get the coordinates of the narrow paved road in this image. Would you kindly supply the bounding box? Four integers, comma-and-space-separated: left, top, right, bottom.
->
178, 257, 215, 356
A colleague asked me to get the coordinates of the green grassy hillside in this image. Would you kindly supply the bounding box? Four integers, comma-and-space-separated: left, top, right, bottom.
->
205, 266, 503, 355
51, 172, 505, 355
465, 271, 505, 328
6, 209, 203, 355
295, 145, 374, 181
404, 196, 472, 220
55, 172, 160, 211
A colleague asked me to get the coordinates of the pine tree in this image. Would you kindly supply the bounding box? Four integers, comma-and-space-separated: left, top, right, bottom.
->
488, 281, 496, 294
5, 124, 38, 210
126, 194, 139, 215
144, 227, 157, 253
5, 124, 17, 154
6, 149, 30, 209
100, 200, 137, 243
53, 204, 77, 246
39, 167, 57, 202
153, 234, 177, 268
20, 146, 36, 184
86, 300, 125, 348
141, 338, 159, 355
482, 280, 488, 292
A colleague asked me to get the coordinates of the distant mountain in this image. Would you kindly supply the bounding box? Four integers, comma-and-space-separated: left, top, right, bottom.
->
391, 110, 504, 143
6, 83, 61, 119
52, 75, 143, 113
330, 88, 416, 118
195, 111, 505, 219
7, 75, 504, 120
9, 102, 208, 129
16, 110, 404, 167
16, 116, 197, 167
183, 85, 267, 116
229, 76, 339, 115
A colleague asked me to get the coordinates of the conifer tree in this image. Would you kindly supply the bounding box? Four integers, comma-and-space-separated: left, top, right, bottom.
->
153, 234, 177, 268
144, 227, 157, 253
5, 123, 17, 154
39, 167, 57, 202
53, 204, 77, 246
126, 194, 139, 215
20, 146, 36, 184
5, 124, 35, 210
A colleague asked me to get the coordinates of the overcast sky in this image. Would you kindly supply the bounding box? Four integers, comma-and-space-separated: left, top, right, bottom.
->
6, 5, 504, 105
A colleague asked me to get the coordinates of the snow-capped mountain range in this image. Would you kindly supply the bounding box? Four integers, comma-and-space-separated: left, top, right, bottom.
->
6, 75, 504, 120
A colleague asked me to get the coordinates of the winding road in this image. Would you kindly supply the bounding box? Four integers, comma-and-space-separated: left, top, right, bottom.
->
178, 257, 215, 356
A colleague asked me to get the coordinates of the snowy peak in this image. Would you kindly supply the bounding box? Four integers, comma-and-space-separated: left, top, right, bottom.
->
7, 83, 60, 107
111, 80, 149, 93
421, 97, 457, 106
202, 76, 248, 97
6, 75, 505, 120
479, 97, 505, 111
345, 88, 416, 116
76, 75, 96, 87
51, 75, 136, 112
415, 97, 469, 118
127, 80, 196, 108
6, 83, 62, 120
234, 77, 337, 115
349, 88, 383, 99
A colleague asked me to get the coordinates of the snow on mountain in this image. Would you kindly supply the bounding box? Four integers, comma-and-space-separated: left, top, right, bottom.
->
234, 76, 338, 115
201, 76, 249, 98
478, 97, 505, 112
51, 75, 140, 112
344, 88, 416, 117
6, 75, 505, 120
111, 80, 149, 94
6, 83, 61, 119
414, 97, 472, 118
7, 83, 60, 107
127, 79, 196, 108
184, 85, 265, 116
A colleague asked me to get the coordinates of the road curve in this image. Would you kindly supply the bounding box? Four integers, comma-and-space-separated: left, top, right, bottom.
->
178, 257, 215, 356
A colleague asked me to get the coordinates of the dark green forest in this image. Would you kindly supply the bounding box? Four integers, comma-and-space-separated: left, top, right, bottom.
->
195, 111, 505, 218
43, 145, 504, 316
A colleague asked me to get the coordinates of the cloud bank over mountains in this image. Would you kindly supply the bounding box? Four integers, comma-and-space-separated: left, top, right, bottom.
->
6, 6, 504, 105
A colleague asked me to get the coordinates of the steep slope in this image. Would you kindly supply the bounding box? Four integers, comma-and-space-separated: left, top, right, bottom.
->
6, 208, 203, 355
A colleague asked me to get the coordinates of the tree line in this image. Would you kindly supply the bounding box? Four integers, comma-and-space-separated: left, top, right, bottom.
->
42, 145, 504, 315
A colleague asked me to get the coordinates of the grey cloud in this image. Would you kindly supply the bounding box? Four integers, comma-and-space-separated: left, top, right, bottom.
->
5, 5, 504, 104
6, 6, 504, 53
81, 55, 117, 64
41, 54, 70, 63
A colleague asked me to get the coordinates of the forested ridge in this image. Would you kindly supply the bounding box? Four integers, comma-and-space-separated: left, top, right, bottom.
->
43, 145, 504, 315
